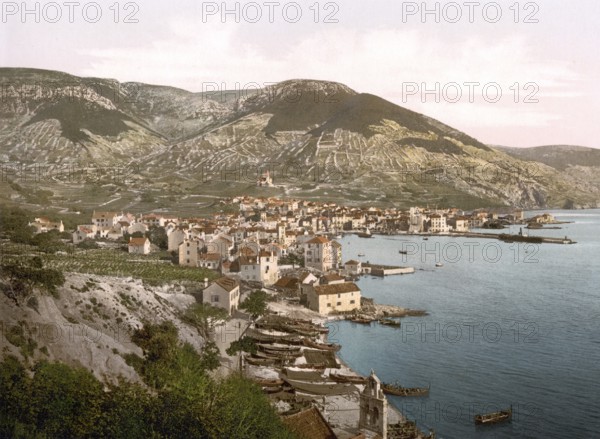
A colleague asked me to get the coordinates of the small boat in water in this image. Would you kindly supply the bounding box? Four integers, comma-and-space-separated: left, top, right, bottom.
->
358, 252, 365, 257
382, 382, 430, 397
349, 316, 373, 325
474, 406, 512, 425
357, 228, 373, 238
399, 250, 408, 255
378, 318, 401, 328
435, 262, 443, 267
423, 237, 429, 240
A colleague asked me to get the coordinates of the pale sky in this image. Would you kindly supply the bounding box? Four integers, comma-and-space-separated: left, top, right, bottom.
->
2, 0, 599, 148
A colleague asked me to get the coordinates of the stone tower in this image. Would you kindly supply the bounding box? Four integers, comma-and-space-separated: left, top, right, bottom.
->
359, 370, 388, 438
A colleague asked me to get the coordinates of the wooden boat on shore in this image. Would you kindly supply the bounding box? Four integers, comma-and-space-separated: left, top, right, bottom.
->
382, 382, 430, 397
282, 378, 358, 395
474, 406, 512, 425
378, 318, 401, 328
303, 338, 341, 352
244, 356, 276, 366
251, 378, 284, 387
294, 363, 326, 371
245, 328, 303, 344
329, 372, 368, 384
255, 349, 303, 360
257, 343, 302, 353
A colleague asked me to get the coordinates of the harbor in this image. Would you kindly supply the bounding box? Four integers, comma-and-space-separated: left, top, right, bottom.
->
236, 298, 434, 439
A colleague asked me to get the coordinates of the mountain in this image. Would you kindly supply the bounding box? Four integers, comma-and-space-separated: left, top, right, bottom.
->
494, 145, 600, 171
1, 67, 599, 211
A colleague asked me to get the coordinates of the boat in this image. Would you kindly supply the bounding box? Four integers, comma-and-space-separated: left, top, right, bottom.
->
329, 372, 368, 384
399, 250, 408, 255
303, 338, 341, 352
357, 228, 373, 238
378, 318, 401, 328
435, 262, 443, 267
245, 328, 303, 344
258, 344, 302, 355
251, 378, 284, 387
474, 406, 512, 425
423, 237, 429, 240
358, 252, 365, 257
282, 378, 358, 395
295, 363, 327, 371
244, 356, 276, 366
335, 234, 342, 239
349, 316, 373, 324
382, 382, 430, 397
256, 348, 303, 359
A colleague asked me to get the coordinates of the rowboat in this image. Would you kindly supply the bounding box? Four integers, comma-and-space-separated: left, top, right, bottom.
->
303, 338, 341, 352
349, 316, 373, 324
257, 343, 302, 353
378, 318, 401, 328
294, 363, 327, 371
382, 382, 430, 397
251, 378, 284, 387
329, 372, 368, 384
282, 378, 358, 395
244, 356, 276, 366
474, 406, 512, 425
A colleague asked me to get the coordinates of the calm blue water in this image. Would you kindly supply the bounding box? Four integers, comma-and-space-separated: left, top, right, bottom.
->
330, 210, 600, 439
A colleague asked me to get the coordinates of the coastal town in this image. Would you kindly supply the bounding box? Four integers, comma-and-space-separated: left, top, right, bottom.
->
16, 194, 564, 438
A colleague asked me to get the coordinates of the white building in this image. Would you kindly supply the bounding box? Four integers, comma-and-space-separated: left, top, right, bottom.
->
128, 237, 151, 255
238, 251, 278, 286
303, 236, 334, 272
305, 282, 361, 315
203, 276, 240, 315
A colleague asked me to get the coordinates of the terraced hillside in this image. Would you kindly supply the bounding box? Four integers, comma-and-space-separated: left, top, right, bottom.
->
1, 68, 599, 210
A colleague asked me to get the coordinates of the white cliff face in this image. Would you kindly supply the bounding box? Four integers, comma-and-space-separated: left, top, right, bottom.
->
0, 273, 200, 383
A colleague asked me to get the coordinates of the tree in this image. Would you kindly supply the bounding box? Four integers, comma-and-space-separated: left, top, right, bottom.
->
147, 226, 168, 250
240, 290, 269, 320
181, 302, 229, 340
199, 341, 221, 371
1, 257, 65, 305
226, 336, 257, 356
131, 320, 179, 363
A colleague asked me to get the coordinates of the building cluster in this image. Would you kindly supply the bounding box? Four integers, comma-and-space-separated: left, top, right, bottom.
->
44, 198, 527, 316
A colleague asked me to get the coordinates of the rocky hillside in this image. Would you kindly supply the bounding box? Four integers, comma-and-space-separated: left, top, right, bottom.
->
0, 272, 201, 383
1, 68, 599, 209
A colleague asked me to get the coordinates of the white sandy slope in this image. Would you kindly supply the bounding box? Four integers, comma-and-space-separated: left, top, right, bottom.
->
0, 273, 203, 383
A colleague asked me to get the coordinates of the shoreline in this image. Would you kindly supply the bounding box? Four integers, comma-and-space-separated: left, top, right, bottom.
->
261, 299, 429, 436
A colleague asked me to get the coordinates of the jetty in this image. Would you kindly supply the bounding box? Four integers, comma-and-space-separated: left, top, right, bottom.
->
362, 263, 415, 276
464, 231, 576, 245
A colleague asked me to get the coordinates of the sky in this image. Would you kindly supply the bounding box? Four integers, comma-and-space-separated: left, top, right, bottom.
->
2, 0, 599, 148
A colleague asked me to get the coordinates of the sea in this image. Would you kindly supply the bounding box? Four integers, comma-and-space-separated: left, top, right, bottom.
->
332, 209, 600, 439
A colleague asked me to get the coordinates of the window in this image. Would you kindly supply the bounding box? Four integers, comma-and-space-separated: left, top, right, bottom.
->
327, 303, 331, 307
337, 293, 341, 298
337, 302, 341, 306
350, 300, 355, 304
211, 295, 219, 303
